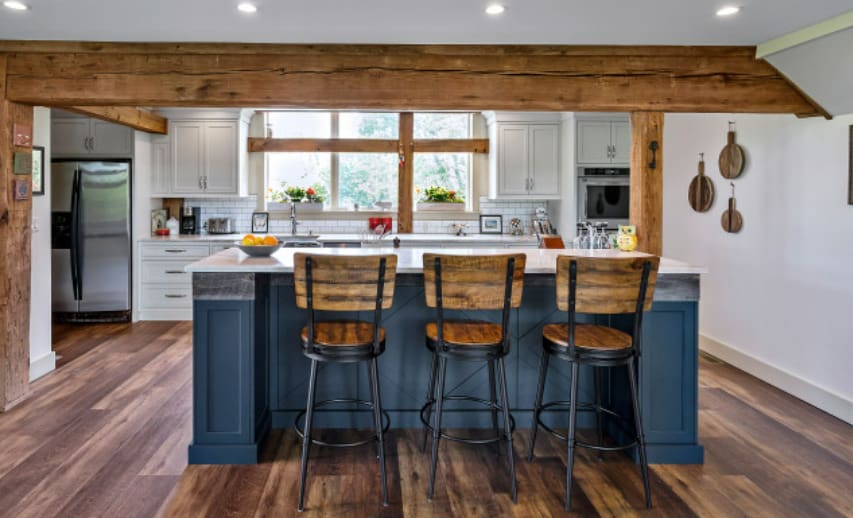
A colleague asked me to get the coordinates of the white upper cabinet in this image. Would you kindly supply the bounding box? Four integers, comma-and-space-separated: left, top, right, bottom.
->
576, 117, 630, 165
486, 112, 561, 200
151, 109, 251, 197
51, 116, 133, 157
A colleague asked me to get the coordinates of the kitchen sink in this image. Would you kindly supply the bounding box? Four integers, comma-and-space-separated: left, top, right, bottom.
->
278, 234, 322, 248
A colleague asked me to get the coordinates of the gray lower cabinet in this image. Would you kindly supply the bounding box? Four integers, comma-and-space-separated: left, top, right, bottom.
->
138, 242, 223, 320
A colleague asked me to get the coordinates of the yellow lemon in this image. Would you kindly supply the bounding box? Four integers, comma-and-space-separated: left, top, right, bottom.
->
242, 234, 256, 246
254, 236, 265, 246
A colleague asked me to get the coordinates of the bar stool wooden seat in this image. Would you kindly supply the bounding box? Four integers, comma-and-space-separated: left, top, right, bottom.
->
420, 253, 526, 503
293, 253, 397, 512
527, 254, 659, 512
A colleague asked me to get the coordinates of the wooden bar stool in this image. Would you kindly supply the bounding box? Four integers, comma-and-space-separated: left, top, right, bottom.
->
527, 255, 659, 512
420, 253, 526, 503
293, 253, 397, 512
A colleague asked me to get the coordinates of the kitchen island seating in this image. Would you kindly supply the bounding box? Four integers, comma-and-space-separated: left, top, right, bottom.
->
527, 255, 660, 512
420, 253, 526, 503
292, 253, 398, 511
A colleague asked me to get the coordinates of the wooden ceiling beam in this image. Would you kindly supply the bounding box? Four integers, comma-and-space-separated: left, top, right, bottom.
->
61, 106, 168, 134
0, 43, 824, 116
413, 139, 489, 153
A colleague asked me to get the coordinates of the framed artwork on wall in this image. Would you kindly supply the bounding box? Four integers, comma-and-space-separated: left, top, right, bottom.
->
479, 214, 503, 234
32, 146, 44, 196
252, 212, 269, 233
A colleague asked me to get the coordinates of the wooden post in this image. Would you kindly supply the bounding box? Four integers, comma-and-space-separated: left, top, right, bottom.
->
0, 54, 34, 411
397, 113, 414, 233
629, 112, 664, 255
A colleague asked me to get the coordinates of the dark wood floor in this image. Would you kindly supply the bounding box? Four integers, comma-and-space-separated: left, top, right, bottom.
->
0, 322, 851, 517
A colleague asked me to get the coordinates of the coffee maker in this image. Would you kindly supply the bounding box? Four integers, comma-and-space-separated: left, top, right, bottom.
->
180, 206, 201, 234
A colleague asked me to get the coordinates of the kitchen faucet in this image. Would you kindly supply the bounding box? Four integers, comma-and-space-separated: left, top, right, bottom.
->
290, 203, 299, 235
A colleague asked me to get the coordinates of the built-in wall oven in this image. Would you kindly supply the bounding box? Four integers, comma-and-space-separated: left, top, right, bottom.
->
577, 167, 630, 230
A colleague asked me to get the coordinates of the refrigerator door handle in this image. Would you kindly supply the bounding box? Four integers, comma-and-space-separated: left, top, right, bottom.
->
70, 168, 80, 300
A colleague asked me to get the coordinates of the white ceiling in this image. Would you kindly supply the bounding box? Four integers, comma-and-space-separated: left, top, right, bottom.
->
0, 0, 850, 45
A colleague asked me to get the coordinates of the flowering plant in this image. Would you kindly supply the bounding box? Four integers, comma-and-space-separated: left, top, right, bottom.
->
268, 182, 327, 203
418, 186, 464, 203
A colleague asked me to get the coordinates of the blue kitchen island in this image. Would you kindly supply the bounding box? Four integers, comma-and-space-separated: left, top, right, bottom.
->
185, 247, 705, 465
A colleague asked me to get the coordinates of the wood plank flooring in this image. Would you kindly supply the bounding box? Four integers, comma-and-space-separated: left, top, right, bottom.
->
0, 322, 851, 517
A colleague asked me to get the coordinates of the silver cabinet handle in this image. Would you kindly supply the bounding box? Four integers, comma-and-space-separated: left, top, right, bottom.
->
203, 176, 208, 190
530, 177, 534, 190
164, 294, 187, 299
165, 270, 185, 274
164, 249, 187, 253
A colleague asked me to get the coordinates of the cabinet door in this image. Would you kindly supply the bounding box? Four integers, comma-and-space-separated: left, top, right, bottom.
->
498, 124, 530, 195
91, 121, 133, 156
528, 124, 560, 196
203, 121, 238, 194
577, 120, 612, 164
171, 122, 204, 194
611, 121, 631, 164
151, 138, 171, 195
51, 119, 91, 156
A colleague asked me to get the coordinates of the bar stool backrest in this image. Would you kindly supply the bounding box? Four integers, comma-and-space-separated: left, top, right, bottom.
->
423, 254, 526, 310
294, 254, 398, 312
556, 255, 659, 314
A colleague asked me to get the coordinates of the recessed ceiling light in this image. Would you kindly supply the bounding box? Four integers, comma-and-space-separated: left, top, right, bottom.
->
716, 6, 740, 16
3, 1, 30, 10
485, 4, 505, 15
237, 2, 257, 13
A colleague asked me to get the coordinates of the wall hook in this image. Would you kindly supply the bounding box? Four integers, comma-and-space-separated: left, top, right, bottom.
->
648, 140, 659, 169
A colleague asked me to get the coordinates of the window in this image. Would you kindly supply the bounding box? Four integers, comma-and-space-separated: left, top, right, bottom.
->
264, 111, 476, 212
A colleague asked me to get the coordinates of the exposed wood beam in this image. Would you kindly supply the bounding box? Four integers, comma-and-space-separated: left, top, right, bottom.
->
248, 137, 489, 154
756, 10, 853, 58
630, 112, 664, 256
413, 139, 489, 153
0, 54, 33, 411
62, 106, 168, 134
248, 138, 398, 153
0, 43, 822, 116
397, 113, 414, 233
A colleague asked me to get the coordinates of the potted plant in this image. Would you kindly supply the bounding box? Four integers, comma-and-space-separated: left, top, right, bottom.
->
267, 183, 327, 212
299, 183, 327, 212
417, 186, 465, 212
266, 183, 292, 212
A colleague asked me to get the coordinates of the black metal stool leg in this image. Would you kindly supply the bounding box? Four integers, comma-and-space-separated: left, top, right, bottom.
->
488, 359, 500, 457
497, 356, 518, 503
421, 350, 439, 453
627, 357, 652, 509
428, 356, 448, 501
594, 366, 604, 461
369, 357, 389, 507
527, 351, 549, 462
298, 359, 319, 512
565, 361, 580, 513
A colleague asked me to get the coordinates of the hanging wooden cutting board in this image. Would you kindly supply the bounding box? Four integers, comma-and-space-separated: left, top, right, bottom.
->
688, 153, 714, 212
721, 183, 743, 233
718, 124, 745, 179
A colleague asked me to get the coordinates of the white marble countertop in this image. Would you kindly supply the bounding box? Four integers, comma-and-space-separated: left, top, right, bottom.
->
186, 247, 706, 275
142, 233, 539, 244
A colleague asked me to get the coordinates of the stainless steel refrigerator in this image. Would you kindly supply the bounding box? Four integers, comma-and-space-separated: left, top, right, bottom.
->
51, 160, 132, 320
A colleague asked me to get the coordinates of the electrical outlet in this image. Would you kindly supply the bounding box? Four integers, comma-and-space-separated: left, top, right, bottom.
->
32, 216, 39, 232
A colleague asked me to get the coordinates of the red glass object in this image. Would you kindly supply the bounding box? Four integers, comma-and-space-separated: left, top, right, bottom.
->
381, 217, 393, 232
368, 217, 381, 230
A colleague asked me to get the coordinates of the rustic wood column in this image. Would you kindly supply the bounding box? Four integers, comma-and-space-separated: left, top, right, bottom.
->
630, 112, 664, 255
0, 54, 34, 411
397, 113, 414, 233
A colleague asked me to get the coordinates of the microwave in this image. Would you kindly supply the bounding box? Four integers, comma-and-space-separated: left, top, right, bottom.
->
577, 175, 630, 229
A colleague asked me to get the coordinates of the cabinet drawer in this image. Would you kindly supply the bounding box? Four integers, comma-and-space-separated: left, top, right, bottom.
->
141, 243, 210, 259
142, 261, 193, 284
209, 243, 235, 255
141, 286, 193, 309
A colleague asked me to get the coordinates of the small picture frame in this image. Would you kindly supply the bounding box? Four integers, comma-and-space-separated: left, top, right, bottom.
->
252, 212, 269, 233
479, 214, 503, 234
13, 151, 32, 175
151, 208, 168, 235
32, 146, 44, 196
13, 123, 32, 146
13, 179, 30, 201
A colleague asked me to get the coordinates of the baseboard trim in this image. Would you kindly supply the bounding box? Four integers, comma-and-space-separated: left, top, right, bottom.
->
700, 334, 853, 425
29, 351, 56, 382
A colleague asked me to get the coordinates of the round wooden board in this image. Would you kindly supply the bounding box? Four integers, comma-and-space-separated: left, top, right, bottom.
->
718, 131, 745, 179
688, 175, 714, 212
721, 208, 743, 233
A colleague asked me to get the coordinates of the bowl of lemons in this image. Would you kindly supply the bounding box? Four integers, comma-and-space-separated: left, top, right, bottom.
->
235, 234, 282, 257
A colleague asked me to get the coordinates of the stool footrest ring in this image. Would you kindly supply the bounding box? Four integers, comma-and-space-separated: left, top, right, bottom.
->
420, 395, 516, 445
535, 399, 636, 452
295, 398, 391, 448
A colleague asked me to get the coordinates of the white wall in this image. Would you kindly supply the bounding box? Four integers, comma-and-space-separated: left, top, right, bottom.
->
132, 132, 154, 323
30, 107, 55, 381
663, 113, 853, 423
